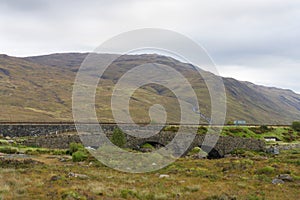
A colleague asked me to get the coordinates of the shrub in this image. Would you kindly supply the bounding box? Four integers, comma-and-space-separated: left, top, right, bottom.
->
52, 149, 67, 155
189, 147, 201, 154
163, 126, 179, 132
249, 125, 271, 134
72, 150, 88, 162
227, 120, 234, 125
141, 143, 154, 149
230, 148, 246, 156
197, 126, 208, 134
0, 146, 18, 154
120, 189, 137, 199
25, 149, 39, 155
36, 148, 51, 154
259, 125, 269, 132
291, 121, 300, 131
61, 191, 83, 200
111, 127, 126, 147
282, 135, 296, 142
183, 185, 200, 192
256, 166, 275, 175
0, 140, 9, 145
69, 142, 84, 155
228, 127, 244, 134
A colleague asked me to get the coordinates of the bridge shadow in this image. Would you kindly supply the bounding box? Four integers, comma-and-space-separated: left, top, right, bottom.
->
200, 145, 223, 159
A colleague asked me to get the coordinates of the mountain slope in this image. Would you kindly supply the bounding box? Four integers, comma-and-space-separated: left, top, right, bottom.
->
0, 53, 299, 124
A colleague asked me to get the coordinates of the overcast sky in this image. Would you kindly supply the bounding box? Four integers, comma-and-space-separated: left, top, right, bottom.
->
0, 0, 299, 93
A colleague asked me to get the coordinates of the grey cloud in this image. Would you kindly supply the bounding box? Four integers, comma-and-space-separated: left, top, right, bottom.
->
1, 0, 49, 12
0, 0, 299, 92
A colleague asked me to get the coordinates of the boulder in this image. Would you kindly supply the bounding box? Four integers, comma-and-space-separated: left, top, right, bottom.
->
272, 178, 284, 184
277, 174, 293, 182
159, 174, 170, 178
50, 175, 61, 181
68, 172, 89, 179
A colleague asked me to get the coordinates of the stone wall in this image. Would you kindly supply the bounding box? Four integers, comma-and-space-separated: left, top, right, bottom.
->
10, 125, 265, 157
0, 124, 76, 137
7, 124, 266, 157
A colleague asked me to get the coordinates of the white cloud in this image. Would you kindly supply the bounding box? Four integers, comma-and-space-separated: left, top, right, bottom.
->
0, 0, 299, 92
217, 57, 300, 93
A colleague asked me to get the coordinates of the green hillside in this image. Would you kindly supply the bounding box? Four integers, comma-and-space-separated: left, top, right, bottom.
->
0, 53, 300, 124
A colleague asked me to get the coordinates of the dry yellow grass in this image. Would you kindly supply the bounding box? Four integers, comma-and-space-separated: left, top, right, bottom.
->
0, 148, 299, 200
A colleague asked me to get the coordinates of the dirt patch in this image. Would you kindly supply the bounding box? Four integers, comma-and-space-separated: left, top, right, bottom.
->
0, 157, 43, 168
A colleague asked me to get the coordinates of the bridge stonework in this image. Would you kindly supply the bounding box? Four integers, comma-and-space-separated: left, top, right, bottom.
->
0, 124, 265, 157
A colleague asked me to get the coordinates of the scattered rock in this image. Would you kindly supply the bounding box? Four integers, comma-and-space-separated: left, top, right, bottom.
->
58, 157, 71, 162
277, 174, 293, 182
192, 154, 207, 159
59, 158, 67, 162
272, 178, 284, 184
68, 172, 89, 179
5, 136, 11, 140
159, 174, 170, 178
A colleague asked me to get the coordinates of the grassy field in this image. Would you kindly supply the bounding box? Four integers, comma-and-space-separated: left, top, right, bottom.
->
222, 126, 300, 142
0, 135, 299, 200
162, 125, 300, 143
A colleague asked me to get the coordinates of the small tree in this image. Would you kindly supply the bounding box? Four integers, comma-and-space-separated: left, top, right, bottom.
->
291, 121, 300, 131
111, 127, 126, 147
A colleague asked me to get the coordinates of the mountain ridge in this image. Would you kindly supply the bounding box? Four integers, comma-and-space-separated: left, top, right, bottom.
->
0, 52, 299, 124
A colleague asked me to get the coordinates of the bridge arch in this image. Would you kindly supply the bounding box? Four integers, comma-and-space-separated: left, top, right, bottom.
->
199, 145, 223, 159
138, 141, 166, 149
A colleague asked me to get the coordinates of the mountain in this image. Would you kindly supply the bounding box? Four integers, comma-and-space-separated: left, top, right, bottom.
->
0, 53, 299, 124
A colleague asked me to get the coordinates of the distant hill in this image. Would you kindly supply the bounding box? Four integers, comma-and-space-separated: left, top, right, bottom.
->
0, 53, 299, 124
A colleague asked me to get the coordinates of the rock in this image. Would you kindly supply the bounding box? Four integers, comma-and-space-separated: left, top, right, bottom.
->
267, 146, 280, 155
50, 175, 61, 181
59, 158, 67, 162
277, 174, 293, 182
159, 174, 170, 178
192, 154, 207, 159
85, 146, 96, 151
68, 172, 89, 179
68, 172, 75, 177
272, 178, 284, 184
5, 136, 11, 140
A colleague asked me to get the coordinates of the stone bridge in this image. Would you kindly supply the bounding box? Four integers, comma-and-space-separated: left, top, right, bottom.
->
0, 124, 265, 158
